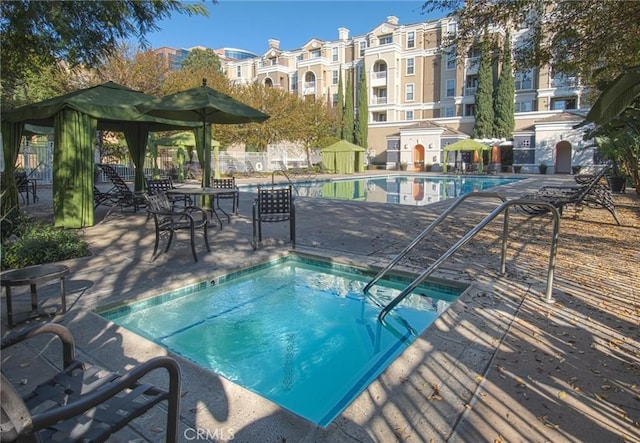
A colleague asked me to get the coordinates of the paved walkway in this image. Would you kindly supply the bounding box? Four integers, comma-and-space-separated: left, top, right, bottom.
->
2, 172, 639, 442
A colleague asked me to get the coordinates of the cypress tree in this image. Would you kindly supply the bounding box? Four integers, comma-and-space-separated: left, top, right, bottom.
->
343, 68, 355, 143
336, 69, 344, 139
355, 64, 368, 147
494, 33, 515, 139
473, 33, 495, 138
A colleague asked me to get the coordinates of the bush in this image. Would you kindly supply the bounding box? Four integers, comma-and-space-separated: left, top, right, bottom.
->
1, 217, 90, 270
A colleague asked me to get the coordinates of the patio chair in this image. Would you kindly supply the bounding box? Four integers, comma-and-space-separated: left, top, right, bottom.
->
144, 192, 211, 262
211, 177, 240, 219
517, 164, 620, 225
97, 164, 146, 212
252, 185, 295, 250
93, 185, 119, 209
15, 171, 38, 205
0, 323, 181, 443
146, 177, 191, 206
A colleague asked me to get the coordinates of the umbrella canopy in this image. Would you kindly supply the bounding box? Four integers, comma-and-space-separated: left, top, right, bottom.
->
443, 139, 492, 152
583, 65, 640, 127
137, 80, 269, 186
1, 82, 201, 227
321, 140, 367, 174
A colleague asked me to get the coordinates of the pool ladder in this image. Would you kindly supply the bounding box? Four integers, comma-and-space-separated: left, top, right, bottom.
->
271, 169, 299, 195
364, 192, 561, 323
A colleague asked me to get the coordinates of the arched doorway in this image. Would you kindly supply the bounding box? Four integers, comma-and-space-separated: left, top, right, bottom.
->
413, 144, 425, 171
555, 140, 572, 174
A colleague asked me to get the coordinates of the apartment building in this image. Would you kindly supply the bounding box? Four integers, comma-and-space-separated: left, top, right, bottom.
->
203, 16, 596, 173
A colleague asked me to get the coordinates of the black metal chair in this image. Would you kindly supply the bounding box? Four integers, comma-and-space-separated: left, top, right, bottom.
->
211, 177, 240, 220
15, 171, 38, 205
144, 192, 211, 262
146, 177, 191, 207
0, 323, 181, 443
252, 185, 295, 250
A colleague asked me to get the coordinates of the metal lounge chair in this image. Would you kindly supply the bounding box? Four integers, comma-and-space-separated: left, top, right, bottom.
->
97, 164, 146, 212
0, 323, 181, 443
252, 185, 295, 250
144, 192, 211, 262
517, 164, 620, 225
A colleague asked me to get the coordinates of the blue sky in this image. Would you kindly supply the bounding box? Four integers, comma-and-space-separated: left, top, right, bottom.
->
145, 1, 443, 55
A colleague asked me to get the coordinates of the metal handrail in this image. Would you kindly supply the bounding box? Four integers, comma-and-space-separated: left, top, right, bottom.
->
378, 199, 560, 323
271, 169, 299, 194
364, 192, 507, 294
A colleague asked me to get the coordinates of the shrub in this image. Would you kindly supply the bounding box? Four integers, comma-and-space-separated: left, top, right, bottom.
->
1, 218, 90, 270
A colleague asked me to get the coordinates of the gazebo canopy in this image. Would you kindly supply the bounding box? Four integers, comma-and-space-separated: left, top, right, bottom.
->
321, 140, 366, 174
443, 139, 492, 152
1, 82, 200, 228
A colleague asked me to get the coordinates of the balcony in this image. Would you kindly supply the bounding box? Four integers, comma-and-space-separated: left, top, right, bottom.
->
371, 71, 387, 87
464, 86, 476, 96
371, 96, 388, 105
303, 81, 316, 95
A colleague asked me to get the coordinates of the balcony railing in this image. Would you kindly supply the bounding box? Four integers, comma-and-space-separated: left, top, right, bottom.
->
372, 71, 387, 80
372, 96, 388, 105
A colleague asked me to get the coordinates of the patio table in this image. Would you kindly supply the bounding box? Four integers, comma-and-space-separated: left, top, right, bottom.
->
1, 264, 69, 327
166, 187, 239, 229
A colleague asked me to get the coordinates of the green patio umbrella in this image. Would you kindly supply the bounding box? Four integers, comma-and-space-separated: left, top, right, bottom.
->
137, 79, 269, 187
442, 139, 492, 173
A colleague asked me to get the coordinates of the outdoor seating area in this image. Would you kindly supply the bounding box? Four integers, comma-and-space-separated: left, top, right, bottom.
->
0, 323, 181, 443
518, 164, 621, 225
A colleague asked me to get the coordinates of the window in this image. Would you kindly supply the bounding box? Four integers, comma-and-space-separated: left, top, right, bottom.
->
359, 41, 366, 57
407, 31, 415, 48
373, 112, 387, 122
515, 70, 533, 90
444, 107, 455, 117
406, 58, 415, 75
332, 70, 339, 85
464, 104, 475, 116
551, 97, 577, 110
310, 49, 321, 59
447, 22, 457, 34
379, 34, 393, 45
515, 101, 533, 112
332, 47, 338, 62
270, 58, 277, 66
291, 73, 298, 91
297, 54, 303, 61
446, 79, 455, 97
405, 84, 414, 101
446, 51, 456, 70
332, 93, 338, 106
406, 110, 414, 121
236, 66, 241, 77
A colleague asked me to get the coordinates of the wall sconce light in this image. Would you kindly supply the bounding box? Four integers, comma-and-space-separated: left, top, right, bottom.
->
432, 155, 437, 163
428, 143, 433, 149
404, 144, 408, 149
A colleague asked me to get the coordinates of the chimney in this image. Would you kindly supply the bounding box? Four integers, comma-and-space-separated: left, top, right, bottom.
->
268, 39, 280, 49
338, 27, 349, 40
387, 16, 399, 25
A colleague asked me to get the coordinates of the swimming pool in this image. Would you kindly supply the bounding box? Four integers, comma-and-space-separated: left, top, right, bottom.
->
241, 175, 523, 206
100, 255, 464, 427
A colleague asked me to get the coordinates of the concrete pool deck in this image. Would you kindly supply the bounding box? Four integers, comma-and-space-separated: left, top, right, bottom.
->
2, 172, 639, 442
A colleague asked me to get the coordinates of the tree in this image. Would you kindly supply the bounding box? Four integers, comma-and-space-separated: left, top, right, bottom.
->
96, 43, 169, 97
336, 70, 345, 139
0, 0, 208, 107
181, 48, 222, 73
343, 68, 355, 143
421, 0, 640, 91
494, 34, 515, 138
293, 96, 337, 165
355, 65, 369, 148
473, 34, 494, 138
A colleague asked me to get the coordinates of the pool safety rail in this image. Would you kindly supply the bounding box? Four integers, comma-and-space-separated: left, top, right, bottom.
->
271, 169, 299, 194
366, 192, 561, 323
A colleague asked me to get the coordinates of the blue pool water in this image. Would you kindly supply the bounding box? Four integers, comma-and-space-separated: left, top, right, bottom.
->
241, 175, 523, 206
100, 255, 463, 427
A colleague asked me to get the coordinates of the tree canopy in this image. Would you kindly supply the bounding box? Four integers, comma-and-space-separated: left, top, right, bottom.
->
422, 0, 640, 91
0, 0, 208, 107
